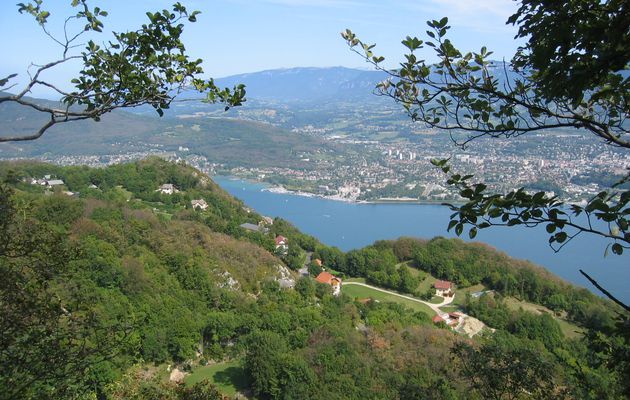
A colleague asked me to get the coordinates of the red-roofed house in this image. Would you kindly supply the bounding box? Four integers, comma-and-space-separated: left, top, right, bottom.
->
433, 312, 462, 328
275, 235, 288, 254
433, 280, 453, 297
447, 312, 462, 327
315, 271, 342, 296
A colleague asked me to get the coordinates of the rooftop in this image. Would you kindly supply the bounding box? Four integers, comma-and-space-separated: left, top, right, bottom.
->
434, 280, 452, 290
315, 271, 340, 285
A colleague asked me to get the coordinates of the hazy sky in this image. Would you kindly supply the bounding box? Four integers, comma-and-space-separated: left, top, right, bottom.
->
0, 0, 523, 97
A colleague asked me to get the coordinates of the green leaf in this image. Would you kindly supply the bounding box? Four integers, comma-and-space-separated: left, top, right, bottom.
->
474, 184, 487, 194
455, 223, 463, 236
555, 232, 568, 243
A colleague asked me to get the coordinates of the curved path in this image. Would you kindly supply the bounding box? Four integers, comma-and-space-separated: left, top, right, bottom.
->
342, 281, 454, 315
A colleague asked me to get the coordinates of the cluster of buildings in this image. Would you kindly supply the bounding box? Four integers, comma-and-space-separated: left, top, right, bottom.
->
385, 148, 417, 161
157, 182, 297, 260
432, 312, 464, 327
203, 127, 629, 204
430, 280, 464, 329
30, 175, 65, 187
28, 175, 82, 197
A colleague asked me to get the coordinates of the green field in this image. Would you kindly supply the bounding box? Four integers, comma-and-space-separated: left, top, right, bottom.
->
342, 284, 434, 316
395, 263, 439, 295
185, 360, 249, 396
451, 284, 487, 306
344, 277, 366, 283
429, 295, 444, 304
438, 305, 461, 312
504, 297, 585, 339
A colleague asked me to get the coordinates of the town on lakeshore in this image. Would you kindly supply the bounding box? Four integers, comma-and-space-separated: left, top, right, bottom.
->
6, 122, 627, 205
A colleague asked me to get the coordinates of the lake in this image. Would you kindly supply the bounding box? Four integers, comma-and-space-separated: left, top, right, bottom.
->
214, 176, 630, 303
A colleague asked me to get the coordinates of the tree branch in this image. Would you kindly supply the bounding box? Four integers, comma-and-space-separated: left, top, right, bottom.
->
579, 269, 630, 312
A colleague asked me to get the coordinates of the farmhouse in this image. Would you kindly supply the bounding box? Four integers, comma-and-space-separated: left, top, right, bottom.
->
315, 271, 342, 296
46, 179, 65, 186
157, 183, 178, 194
275, 235, 288, 254
432, 312, 463, 328
433, 280, 453, 297
191, 199, 208, 210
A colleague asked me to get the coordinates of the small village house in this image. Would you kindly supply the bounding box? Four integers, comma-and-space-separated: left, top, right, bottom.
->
315, 271, 342, 296
275, 235, 288, 254
157, 183, 178, 195
191, 199, 208, 210
432, 312, 463, 328
46, 179, 65, 187
433, 280, 453, 297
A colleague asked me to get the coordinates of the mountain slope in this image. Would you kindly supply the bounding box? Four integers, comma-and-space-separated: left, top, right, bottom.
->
215, 66, 389, 103
0, 93, 330, 168
1, 159, 624, 399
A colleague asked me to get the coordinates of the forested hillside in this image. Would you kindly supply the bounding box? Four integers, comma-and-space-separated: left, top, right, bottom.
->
0, 94, 332, 169
1, 159, 627, 399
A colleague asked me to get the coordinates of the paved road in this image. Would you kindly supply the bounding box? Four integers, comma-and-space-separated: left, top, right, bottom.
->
342, 281, 454, 315
298, 252, 312, 277
343, 282, 489, 337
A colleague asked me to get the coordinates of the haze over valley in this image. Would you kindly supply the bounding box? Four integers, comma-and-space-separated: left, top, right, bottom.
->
2, 66, 628, 204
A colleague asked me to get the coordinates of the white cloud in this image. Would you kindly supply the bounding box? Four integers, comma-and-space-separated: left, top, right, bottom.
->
401, 0, 518, 33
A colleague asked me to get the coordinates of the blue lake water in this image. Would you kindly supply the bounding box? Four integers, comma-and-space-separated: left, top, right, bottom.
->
214, 176, 630, 303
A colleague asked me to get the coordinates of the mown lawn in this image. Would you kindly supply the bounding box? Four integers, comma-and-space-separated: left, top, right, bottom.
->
451, 284, 487, 306
344, 277, 366, 284
342, 284, 434, 316
185, 360, 249, 396
438, 305, 461, 312
429, 295, 444, 304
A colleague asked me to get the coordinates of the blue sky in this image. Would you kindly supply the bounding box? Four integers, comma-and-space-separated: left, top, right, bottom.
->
0, 0, 523, 97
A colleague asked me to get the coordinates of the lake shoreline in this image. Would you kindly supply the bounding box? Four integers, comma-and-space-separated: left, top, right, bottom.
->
215, 175, 461, 206
213, 175, 630, 304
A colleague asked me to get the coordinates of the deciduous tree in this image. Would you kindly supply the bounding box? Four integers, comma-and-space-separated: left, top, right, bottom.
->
343, 0, 629, 307
0, 1, 245, 142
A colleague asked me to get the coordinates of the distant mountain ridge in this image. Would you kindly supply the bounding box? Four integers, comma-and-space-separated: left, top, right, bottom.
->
214, 66, 389, 103
0, 92, 329, 168
3, 63, 518, 108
